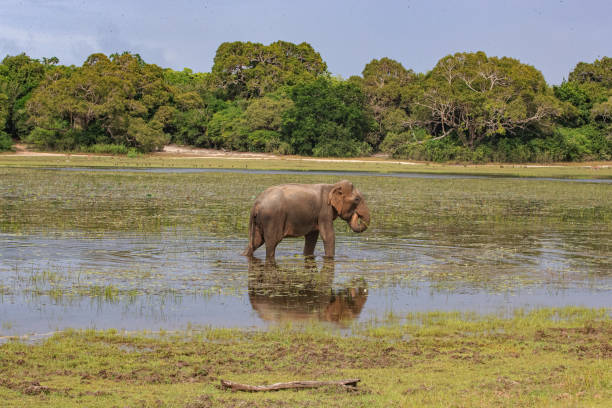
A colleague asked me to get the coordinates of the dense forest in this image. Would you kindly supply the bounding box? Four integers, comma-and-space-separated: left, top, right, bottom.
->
1, 41, 611, 162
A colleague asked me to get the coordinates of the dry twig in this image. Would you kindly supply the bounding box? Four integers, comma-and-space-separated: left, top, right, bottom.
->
220, 379, 360, 392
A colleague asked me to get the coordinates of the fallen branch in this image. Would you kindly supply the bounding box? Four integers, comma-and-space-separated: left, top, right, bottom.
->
220, 378, 360, 392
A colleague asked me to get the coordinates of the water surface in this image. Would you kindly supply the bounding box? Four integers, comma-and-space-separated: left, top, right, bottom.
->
1, 168, 610, 336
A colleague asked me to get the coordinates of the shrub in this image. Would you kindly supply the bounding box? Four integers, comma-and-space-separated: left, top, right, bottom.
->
380, 128, 430, 156
127, 148, 140, 158
312, 138, 371, 158
281, 77, 372, 156
0, 132, 13, 151
128, 118, 169, 152
384, 125, 611, 163
247, 130, 281, 152
26, 127, 57, 149
204, 105, 247, 150
79, 144, 129, 154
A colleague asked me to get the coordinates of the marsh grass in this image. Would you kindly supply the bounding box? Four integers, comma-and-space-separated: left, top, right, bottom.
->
2, 168, 610, 234
0, 307, 609, 407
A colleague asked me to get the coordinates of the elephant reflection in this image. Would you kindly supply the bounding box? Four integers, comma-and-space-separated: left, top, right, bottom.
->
248, 257, 367, 325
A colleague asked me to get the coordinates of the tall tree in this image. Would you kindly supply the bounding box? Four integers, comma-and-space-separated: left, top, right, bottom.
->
569, 57, 612, 87
0, 92, 10, 150
27, 52, 172, 151
555, 56, 612, 126
162, 67, 220, 146
211, 41, 327, 99
360, 58, 416, 147
281, 77, 373, 156
412, 51, 560, 148
0, 53, 52, 139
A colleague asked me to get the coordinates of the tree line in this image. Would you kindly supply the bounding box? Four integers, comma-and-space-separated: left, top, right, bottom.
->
1, 41, 611, 162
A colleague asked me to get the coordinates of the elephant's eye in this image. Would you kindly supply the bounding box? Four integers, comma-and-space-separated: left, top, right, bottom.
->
354, 196, 361, 203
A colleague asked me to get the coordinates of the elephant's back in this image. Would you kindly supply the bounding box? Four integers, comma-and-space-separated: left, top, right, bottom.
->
258, 184, 322, 203
255, 184, 322, 216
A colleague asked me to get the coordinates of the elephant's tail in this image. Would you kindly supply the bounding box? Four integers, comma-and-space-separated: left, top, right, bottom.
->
243, 205, 260, 256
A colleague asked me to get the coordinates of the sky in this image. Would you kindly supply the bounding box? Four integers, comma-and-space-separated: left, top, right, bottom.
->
1, 0, 610, 85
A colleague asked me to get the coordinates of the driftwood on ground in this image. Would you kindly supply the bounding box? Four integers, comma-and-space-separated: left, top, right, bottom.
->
220, 379, 360, 392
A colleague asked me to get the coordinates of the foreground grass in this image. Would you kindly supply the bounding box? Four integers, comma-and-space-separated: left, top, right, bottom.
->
1, 153, 612, 179
1, 308, 610, 407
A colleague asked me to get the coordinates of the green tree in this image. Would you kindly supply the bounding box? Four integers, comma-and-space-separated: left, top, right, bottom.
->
211, 41, 327, 99
242, 95, 293, 152
0, 53, 50, 139
553, 81, 593, 126
360, 58, 416, 147
412, 51, 560, 148
591, 96, 612, 123
26, 52, 171, 151
555, 57, 612, 126
569, 57, 612, 87
281, 77, 373, 156
0, 92, 11, 150
204, 104, 248, 150
163, 68, 215, 146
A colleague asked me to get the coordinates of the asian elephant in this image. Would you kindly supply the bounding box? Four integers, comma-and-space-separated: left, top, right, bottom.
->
243, 180, 370, 259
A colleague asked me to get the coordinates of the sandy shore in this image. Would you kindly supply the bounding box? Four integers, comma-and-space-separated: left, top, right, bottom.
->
5, 143, 611, 168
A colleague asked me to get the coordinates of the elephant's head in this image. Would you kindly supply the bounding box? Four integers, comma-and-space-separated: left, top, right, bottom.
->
328, 180, 370, 233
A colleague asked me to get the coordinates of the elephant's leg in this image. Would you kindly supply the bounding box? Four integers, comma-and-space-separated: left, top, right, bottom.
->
261, 213, 285, 260
303, 230, 319, 256
265, 239, 279, 260
319, 223, 335, 258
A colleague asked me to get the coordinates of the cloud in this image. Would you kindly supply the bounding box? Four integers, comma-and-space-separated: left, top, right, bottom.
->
0, 25, 100, 63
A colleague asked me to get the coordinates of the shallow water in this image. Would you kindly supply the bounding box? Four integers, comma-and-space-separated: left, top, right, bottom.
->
0, 168, 611, 335
1, 228, 610, 335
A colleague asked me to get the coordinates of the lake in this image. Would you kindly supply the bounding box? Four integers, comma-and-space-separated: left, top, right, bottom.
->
1, 167, 610, 337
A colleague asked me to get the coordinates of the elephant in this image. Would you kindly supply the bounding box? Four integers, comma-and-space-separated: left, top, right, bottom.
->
248, 257, 368, 325
243, 180, 370, 259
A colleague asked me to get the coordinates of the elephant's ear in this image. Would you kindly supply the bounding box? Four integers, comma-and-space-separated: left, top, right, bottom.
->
328, 185, 343, 214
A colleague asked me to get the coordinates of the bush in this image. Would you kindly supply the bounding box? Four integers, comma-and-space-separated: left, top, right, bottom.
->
128, 118, 169, 152
247, 130, 281, 152
204, 105, 248, 150
390, 137, 474, 162
0, 132, 13, 151
312, 138, 371, 157
281, 77, 373, 156
25, 121, 110, 151
385, 125, 612, 163
380, 128, 430, 156
127, 148, 140, 158
490, 126, 610, 162
26, 127, 58, 149
554, 125, 611, 161
79, 144, 129, 154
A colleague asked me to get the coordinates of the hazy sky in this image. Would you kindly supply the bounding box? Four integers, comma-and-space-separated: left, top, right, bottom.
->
1, 0, 610, 84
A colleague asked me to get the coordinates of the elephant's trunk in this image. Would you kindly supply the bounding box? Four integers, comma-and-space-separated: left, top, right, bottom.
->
349, 202, 370, 233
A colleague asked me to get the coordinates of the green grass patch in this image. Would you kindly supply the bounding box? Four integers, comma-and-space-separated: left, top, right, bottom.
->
0, 307, 610, 407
